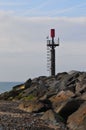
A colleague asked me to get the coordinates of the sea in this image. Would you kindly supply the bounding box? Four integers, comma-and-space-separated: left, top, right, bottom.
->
0, 82, 23, 94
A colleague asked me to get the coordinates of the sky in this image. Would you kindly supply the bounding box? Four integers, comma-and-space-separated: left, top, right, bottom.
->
0, 0, 86, 81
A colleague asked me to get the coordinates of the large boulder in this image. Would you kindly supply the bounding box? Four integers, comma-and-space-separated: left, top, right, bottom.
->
49, 90, 74, 113
67, 102, 86, 130
19, 100, 44, 113
41, 109, 56, 123
25, 78, 32, 89
46, 71, 80, 94
41, 109, 68, 130
81, 92, 86, 100
76, 79, 86, 94
58, 99, 84, 121
19, 99, 52, 113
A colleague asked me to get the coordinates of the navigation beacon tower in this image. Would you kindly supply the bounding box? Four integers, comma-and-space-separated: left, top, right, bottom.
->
47, 29, 59, 76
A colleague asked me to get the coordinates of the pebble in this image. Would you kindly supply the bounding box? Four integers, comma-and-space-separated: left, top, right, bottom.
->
0, 101, 68, 130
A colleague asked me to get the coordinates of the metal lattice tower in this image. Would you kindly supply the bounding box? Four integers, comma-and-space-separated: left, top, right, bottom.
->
47, 29, 59, 76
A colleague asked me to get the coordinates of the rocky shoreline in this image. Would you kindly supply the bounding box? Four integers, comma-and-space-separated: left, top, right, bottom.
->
0, 70, 86, 130
0, 101, 67, 130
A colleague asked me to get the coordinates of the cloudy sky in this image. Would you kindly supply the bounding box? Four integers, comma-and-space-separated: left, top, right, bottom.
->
0, 0, 86, 81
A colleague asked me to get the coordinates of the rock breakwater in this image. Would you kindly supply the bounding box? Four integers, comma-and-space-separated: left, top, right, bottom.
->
0, 70, 86, 130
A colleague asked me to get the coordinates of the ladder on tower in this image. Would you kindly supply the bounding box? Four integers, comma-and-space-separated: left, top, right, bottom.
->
47, 45, 51, 74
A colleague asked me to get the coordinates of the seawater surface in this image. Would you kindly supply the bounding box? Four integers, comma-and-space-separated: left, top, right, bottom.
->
0, 82, 22, 94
